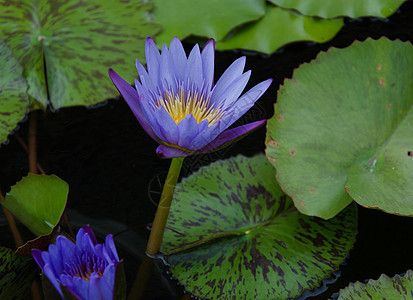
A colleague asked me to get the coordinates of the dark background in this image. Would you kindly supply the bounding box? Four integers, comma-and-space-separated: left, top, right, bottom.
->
1, 1, 413, 299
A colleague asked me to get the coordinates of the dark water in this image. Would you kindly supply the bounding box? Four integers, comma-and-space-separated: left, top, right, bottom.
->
1, 1, 413, 299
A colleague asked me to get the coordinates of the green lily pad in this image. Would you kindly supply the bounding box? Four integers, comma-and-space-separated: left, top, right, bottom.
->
216, 5, 343, 54
268, 0, 405, 18
0, 40, 29, 144
152, 0, 266, 46
0, 247, 36, 299
337, 270, 413, 299
162, 154, 357, 299
2, 173, 69, 236
0, 0, 159, 109
266, 37, 413, 219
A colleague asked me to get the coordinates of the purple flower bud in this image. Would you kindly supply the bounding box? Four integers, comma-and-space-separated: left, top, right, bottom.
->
109, 37, 272, 158
32, 225, 120, 300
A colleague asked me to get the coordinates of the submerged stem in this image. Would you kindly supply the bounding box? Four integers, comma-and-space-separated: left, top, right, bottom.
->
146, 157, 184, 256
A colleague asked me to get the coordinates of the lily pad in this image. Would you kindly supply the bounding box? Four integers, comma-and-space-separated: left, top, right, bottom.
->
0, 0, 159, 109
2, 173, 69, 236
216, 5, 343, 54
162, 154, 357, 299
0, 247, 36, 299
268, 0, 405, 18
152, 0, 266, 46
337, 270, 413, 299
266, 37, 413, 219
0, 40, 29, 144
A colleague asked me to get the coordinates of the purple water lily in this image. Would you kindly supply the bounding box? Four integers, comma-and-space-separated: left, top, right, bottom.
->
109, 37, 272, 157
32, 226, 121, 300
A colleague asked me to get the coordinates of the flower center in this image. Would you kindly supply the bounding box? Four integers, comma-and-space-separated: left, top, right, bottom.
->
155, 88, 224, 126
63, 252, 107, 281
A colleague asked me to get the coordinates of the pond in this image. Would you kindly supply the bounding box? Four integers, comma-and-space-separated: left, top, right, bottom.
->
1, 1, 413, 299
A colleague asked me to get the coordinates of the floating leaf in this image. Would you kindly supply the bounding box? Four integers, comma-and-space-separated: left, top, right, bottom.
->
216, 5, 343, 54
337, 270, 413, 299
268, 0, 405, 18
0, 0, 159, 109
266, 38, 413, 218
162, 154, 357, 299
2, 173, 69, 236
0, 40, 29, 144
0, 247, 36, 299
152, 0, 266, 46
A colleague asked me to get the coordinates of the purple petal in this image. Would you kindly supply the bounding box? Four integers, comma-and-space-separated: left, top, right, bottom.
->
219, 70, 251, 109
156, 144, 190, 158
184, 44, 203, 90
105, 235, 120, 262
135, 59, 154, 91
56, 236, 76, 266
197, 120, 266, 154
145, 37, 161, 86
43, 264, 63, 297
88, 274, 103, 299
177, 114, 199, 148
160, 44, 177, 92
169, 37, 187, 81
48, 244, 63, 275
211, 56, 246, 104
154, 107, 180, 145
32, 249, 45, 269
109, 69, 161, 143
227, 78, 272, 126
81, 225, 98, 245
189, 113, 233, 150
201, 39, 215, 91
101, 265, 116, 300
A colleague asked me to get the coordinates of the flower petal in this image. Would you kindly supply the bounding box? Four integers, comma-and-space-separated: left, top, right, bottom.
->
211, 56, 246, 104
219, 70, 251, 109
227, 78, 273, 126
196, 120, 266, 154
184, 44, 203, 90
160, 44, 177, 92
43, 264, 63, 298
105, 235, 120, 262
201, 39, 215, 92
108, 69, 161, 143
81, 225, 98, 245
156, 144, 190, 158
145, 37, 161, 86
177, 114, 199, 148
169, 37, 187, 81
154, 107, 180, 144
135, 59, 154, 91
32, 249, 44, 269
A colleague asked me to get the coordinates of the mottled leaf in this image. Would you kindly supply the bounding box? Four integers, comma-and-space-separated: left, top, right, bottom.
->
152, 0, 266, 46
0, 247, 37, 299
2, 173, 68, 236
217, 5, 343, 54
0, 40, 29, 144
0, 0, 159, 109
269, 0, 405, 18
337, 270, 413, 299
266, 38, 413, 219
162, 154, 357, 300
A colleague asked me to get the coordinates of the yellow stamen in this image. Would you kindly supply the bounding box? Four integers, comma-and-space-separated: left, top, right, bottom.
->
155, 88, 224, 126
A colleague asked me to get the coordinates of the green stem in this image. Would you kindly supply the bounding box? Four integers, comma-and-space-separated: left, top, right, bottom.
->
146, 157, 184, 256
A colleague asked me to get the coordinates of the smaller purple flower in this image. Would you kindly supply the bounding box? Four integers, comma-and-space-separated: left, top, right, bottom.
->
32, 225, 121, 300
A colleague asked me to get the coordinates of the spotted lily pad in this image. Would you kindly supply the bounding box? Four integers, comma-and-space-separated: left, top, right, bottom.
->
0, 40, 29, 144
266, 38, 413, 219
0, 0, 159, 109
0, 247, 36, 299
2, 173, 69, 236
217, 5, 343, 54
152, 0, 266, 46
162, 154, 357, 299
268, 0, 405, 18
337, 270, 413, 299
